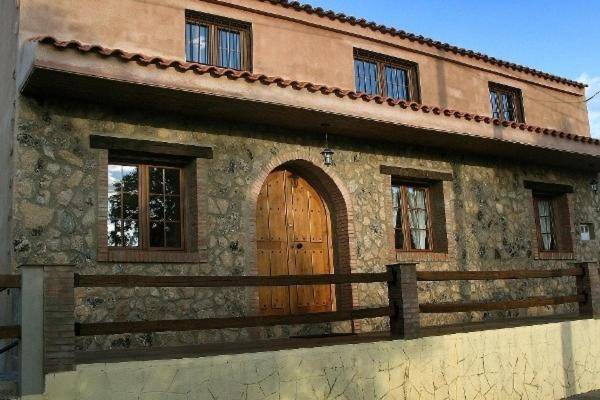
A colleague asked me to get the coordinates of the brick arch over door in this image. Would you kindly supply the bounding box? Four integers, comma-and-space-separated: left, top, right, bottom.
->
245, 150, 360, 329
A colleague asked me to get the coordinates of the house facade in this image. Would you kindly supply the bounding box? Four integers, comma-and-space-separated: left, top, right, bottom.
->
2, 0, 600, 362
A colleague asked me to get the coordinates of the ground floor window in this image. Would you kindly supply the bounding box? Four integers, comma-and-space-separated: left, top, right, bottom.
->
108, 163, 184, 250
392, 184, 433, 251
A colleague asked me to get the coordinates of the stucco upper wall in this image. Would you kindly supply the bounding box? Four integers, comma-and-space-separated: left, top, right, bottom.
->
18, 0, 591, 136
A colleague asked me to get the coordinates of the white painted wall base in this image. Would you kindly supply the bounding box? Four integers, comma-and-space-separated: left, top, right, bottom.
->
40, 319, 600, 400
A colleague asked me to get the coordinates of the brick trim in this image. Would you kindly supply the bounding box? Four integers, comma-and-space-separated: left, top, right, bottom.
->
383, 175, 457, 263
527, 189, 576, 260
244, 150, 360, 331
95, 149, 209, 263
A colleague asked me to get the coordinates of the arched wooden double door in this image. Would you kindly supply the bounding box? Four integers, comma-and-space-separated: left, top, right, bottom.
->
256, 169, 334, 315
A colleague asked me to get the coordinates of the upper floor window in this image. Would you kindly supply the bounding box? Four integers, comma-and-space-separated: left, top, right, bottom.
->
489, 82, 524, 123
185, 10, 252, 71
354, 49, 420, 102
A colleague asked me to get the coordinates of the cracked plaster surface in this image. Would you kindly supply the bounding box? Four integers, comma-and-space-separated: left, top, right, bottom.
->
39, 319, 600, 400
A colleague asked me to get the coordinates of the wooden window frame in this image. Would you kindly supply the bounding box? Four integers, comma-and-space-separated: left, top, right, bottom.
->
185, 10, 252, 71
353, 48, 421, 102
92, 135, 212, 264
488, 82, 525, 123
392, 181, 434, 252
108, 161, 186, 252
532, 194, 558, 252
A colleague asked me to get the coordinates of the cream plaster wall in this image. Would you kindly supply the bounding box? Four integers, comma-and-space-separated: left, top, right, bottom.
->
33, 318, 600, 400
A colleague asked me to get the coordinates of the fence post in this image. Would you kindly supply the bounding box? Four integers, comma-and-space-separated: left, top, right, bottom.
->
19, 264, 75, 397
20, 265, 44, 396
43, 265, 75, 374
576, 262, 600, 318
387, 263, 420, 339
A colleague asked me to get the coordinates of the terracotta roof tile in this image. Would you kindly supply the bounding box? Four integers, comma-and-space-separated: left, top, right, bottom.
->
259, 0, 586, 89
32, 36, 599, 147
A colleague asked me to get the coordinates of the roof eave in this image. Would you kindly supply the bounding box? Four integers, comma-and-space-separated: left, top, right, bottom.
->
17, 39, 600, 172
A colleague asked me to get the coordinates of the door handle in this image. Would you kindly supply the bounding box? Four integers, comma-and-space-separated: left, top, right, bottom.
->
295, 243, 304, 250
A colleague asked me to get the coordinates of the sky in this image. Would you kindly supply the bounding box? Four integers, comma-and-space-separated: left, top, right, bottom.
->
305, 0, 600, 137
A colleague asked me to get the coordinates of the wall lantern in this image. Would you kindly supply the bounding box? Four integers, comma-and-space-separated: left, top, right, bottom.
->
592, 179, 598, 194
320, 123, 334, 167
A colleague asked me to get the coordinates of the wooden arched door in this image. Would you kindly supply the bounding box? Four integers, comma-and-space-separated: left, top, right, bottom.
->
256, 169, 334, 315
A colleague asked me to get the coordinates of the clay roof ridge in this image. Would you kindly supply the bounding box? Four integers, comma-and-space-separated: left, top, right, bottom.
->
31, 36, 598, 146
258, 0, 586, 89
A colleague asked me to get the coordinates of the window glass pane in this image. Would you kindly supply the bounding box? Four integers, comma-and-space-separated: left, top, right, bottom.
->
107, 191, 123, 221
123, 220, 139, 247
107, 164, 139, 248
146, 166, 183, 249
406, 187, 429, 250
150, 167, 163, 194
354, 59, 378, 95
391, 186, 404, 249
186, 23, 209, 63
489, 90, 501, 119
501, 93, 515, 121
107, 219, 122, 247
150, 221, 165, 248
164, 169, 180, 195
218, 29, 241, 69
165, 223, 182, 248
164, 196, 181, 222
149, 195, 165, 221
537, 199, 555, 250
385, 66, 409, 100
122, 193, 139, 219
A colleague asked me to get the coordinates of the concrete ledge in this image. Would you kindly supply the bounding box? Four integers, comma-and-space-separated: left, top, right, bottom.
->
38, 318, 600, 399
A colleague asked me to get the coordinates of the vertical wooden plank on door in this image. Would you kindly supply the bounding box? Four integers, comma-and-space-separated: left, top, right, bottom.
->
256, 179, 271, 312
289, 173, 315, 312
308, 185, 332, 310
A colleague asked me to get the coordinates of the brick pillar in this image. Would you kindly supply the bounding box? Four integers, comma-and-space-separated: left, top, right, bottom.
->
19, 264, 75, 396
43, 265, 75, 373
387, 263, 420, 339
576, 262, 600, 319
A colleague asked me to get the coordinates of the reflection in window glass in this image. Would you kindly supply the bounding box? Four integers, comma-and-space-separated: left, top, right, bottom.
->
406, 187, 429, 250
392, 184, 431, 251
107, 164, 139, 247
149, 167, 182, 249
354, 59, 379, 95
185, 23, 209, 64
385, 66, 409, 100
218, 28, 241, 69
537, 198, 556, 251
392, 186, 404, 249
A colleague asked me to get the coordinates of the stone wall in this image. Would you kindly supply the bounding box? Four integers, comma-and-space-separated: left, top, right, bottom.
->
37, 318, 600, 400
11, 97, 600, 350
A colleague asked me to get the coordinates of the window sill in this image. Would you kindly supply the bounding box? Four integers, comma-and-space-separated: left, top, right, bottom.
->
395, 251, 449, 262
535, 251, 574, 261
98, 249, 206, 263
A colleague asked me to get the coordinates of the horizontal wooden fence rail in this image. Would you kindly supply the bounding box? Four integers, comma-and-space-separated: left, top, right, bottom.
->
0, 325, 21, 340
417, 267, 583, 282
420, 295, 584, 314
74, 272, 389, 288
0, 275, 21, 289
76, 306, 390, 336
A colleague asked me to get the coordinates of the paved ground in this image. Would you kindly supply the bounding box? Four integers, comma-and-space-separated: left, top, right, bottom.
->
568, 391, 600, 399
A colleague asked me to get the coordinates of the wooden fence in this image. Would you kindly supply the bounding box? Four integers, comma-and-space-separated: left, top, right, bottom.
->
2, 262, 600, 380
71, 262, 599, 341
0, 275, 21, 340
